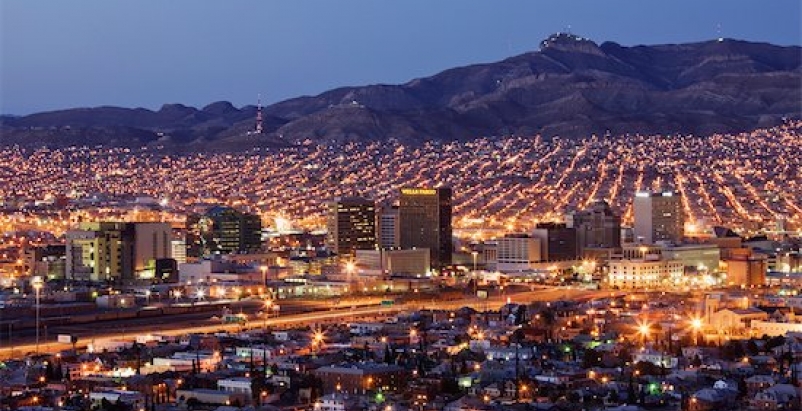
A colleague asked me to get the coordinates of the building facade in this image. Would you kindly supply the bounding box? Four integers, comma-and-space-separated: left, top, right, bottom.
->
326, 197, 376, 257
399, 187, 453, 269
633, 191, 684, 244
531, 222, 577, 261
567, 200, 622, 254
377, 205, 400, 249
606, 257, 685, 289
496, 234, 542, 272
186, 206, 262, 257
66, 222, 171, 282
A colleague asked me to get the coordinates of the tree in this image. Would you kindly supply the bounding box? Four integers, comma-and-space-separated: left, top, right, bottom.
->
720, 341, 745, 361
582, 348, 603, 368
737, 376, 748, 399
608, 389, 620, 404
627, 373, 637, 405
44, 361, 54, 382
746, 339, 760, 356
765, 335, 786, 350
514, 305, 527, 325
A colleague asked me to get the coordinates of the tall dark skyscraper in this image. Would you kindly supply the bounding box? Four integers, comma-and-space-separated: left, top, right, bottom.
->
531, 222, 578, 262
186, 206, 262, 257
567, 200, 622, 254
399, 187, 452, 269
326, 197, 376, 257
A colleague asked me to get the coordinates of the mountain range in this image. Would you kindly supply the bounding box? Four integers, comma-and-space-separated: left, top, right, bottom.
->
2, 33, 800, 150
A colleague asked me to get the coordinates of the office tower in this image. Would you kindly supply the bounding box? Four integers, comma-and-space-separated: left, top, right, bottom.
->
399, 187, 453, 269
378, 205, 400, 249
567, 200, 622, 255
633, 191, 684, 244
186, 206, 262, 257
66, 222, 171, 282
531, 222, 578, 261
496, 234, 542, 272
724, 248, 768, 287
326, 197, 376, 257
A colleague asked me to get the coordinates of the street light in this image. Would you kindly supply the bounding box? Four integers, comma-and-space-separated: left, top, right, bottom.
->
32, 276, 43, 354
263, 299, 273, 330
345, 261, 356, 283
637, 322, 651, 347
259, 265, 267, 292
690, 317, 703, 345
471, 251, 478, 272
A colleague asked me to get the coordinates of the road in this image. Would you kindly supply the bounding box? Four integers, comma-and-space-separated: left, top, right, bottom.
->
0, 287, 608, 360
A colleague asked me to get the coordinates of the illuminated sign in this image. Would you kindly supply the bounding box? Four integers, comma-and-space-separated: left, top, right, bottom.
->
401, 188, 437, 196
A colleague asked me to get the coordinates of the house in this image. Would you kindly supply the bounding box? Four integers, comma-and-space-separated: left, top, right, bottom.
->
443, 395, 492, 411
751, 384, 801, 410
312, 393, 359, 411
745, 375, 775, 397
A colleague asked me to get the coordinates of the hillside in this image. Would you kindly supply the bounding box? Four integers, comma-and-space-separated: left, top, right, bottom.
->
2, 34, 800, 150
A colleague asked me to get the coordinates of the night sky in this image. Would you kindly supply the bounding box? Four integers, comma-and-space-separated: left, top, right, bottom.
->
2, 0, 800, 114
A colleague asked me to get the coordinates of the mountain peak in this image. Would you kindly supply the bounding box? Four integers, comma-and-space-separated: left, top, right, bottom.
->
540, 32, 603, 55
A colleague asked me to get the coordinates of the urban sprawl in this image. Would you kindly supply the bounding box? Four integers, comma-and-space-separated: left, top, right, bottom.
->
0, 122, 801, 411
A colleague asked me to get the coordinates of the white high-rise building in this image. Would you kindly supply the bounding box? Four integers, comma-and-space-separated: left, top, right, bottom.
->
633, 191, 684, 244
378, 205, 400, 249
496, 234, 542, 272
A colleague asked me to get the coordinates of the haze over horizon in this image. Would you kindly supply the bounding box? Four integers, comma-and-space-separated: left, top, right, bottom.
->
1, 0, 800, 115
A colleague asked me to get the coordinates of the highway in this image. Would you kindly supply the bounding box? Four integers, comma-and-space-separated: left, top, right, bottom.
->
0, 287, 607, 360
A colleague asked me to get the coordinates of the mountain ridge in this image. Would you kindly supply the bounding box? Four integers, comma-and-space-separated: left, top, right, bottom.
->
2, 34, 800, 150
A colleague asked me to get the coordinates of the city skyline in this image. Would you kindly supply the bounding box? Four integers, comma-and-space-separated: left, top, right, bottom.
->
1, 3, 801, 410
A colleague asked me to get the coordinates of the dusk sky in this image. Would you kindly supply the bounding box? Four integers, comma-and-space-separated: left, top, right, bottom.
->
1, 0, 800, 115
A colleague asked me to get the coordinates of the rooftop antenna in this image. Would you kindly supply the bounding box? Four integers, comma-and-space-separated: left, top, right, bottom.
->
255, 94, 263, 134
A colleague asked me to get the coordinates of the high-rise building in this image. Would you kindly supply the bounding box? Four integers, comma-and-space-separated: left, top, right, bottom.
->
326, 197, 376, 257
531, 222, 578, 261
399, 187, 453, 269
66, 222, 171, 282
634, 191, 684, 244
186, 206, 262, 257
567, 200, 622, 255
377, 205, 400, 249
724, 248, 768, 287
496, 234, 542, 272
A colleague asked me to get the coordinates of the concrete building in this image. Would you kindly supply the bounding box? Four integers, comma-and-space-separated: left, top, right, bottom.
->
633, 191, 684, 244
723, 248, 768, 287
326, 197, 376, 257
171, 238, 187, 264
751, 320, 802, 337
660, 243, 721, 272
606, 256, 685, 289
66, 222, 171, 282
186, 206, 262, 258
377, 205, 400, 249
399, 187, 452, 269
495, 234, 542, 272
354, 248, 430, 277
567, 200, 622, 254
531, 222, 577, 261
314, 363, 407, 395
